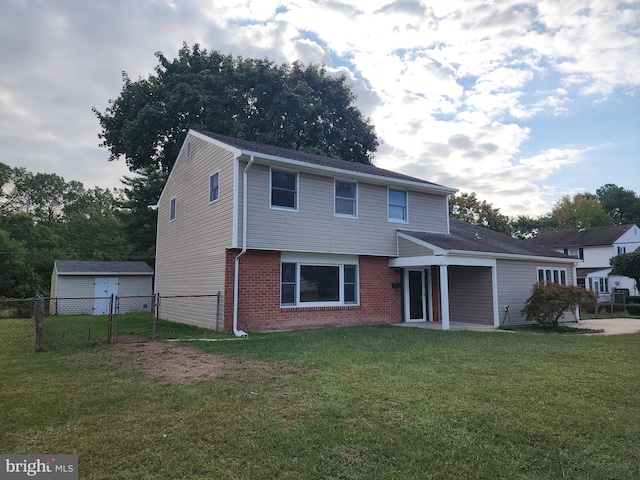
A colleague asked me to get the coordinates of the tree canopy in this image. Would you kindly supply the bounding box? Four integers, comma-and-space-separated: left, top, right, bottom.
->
610, 250, 640, 292
94, 43, 379, 174
449, 192, 512, 235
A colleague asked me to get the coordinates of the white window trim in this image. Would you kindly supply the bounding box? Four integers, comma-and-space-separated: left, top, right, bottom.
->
209, 171, 220, 204
334, 179, 358, 218
537, 267, 567, 285
169, 197, 177, 222
270, 167, 299, 212
280, 253, 359, 308
388, 188, 408, 223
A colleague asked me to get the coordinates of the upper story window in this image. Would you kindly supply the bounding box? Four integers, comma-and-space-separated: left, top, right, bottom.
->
537, 267, 567, 286
335, 180, 357, 217
618, 246, 626, 254
271, 169, 297, 210
388, 189, 407, 222
169, 197, 176, 222
209, 172, 219, 203
564, 247, 584, 259
186, 141, 192, 159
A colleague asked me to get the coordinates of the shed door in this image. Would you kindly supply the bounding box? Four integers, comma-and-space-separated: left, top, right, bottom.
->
94, 277, 119, 315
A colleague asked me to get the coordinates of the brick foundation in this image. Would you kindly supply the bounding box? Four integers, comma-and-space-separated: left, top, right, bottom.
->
224, 249, 402, 332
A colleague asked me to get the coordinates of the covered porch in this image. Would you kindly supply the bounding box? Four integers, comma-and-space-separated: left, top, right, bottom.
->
391, 230, 500, 330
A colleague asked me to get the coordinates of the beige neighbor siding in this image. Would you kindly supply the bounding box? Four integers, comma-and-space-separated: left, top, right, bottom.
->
496, 259, 576, 325
242, 161, 449, 256
155, 134, 236, 303
398, 237, 435, 257
448, 266, 494, 324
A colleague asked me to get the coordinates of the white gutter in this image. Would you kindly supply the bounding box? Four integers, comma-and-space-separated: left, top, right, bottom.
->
232, 155, 254, 337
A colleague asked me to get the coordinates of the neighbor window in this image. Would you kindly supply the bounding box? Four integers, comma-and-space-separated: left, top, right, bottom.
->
588, 277, 609, 293
271, 169, 297, 210
335, 180, 357, 217
388, 189, 407, 222
169, 197, 176, 222
209, 172, 219, 203
186, 141, 192, 158
537, 267, 567, 285
281, 256, 359, 307
618, 246, 626, 254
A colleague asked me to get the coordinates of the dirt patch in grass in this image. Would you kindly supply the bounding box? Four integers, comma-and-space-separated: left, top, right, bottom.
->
116, 340, 318, 384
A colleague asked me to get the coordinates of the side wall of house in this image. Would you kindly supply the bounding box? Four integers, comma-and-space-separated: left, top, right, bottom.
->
223, 249, 402, 332
448, 266, 494, 324
241, 161, 449, 256
155, 134, 236, 325
496, 259, 576, 325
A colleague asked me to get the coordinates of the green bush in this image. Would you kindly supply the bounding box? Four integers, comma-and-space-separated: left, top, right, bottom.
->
626, 304, 640, 315
598, 304, 627, 314
627, 296, 640, 304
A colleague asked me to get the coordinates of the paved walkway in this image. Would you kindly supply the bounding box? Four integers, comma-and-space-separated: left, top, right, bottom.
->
395, 318, 640, 335
570, 318, 640, 335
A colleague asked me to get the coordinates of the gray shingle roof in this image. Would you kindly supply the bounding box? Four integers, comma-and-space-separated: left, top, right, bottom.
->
195, 130, 455, 192
400, 219, 570, 259
55, 260, 153, 275
528, 224, 637, 248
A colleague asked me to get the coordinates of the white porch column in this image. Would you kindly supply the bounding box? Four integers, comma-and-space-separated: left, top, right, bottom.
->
439, 265, 450, 330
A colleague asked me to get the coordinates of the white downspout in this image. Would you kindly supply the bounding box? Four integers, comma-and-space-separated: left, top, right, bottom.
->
233, 155, 254, 337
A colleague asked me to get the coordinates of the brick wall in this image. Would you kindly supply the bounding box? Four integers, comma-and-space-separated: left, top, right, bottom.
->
224, 249, 402, 332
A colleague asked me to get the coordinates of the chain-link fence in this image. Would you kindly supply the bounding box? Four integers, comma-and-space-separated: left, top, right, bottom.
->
1, 293, 222, 353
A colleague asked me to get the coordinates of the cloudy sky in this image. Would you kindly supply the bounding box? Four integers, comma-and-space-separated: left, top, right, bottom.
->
1, 0, 638, 216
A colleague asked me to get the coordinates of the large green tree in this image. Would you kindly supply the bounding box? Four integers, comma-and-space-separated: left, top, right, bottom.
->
596, 184, 640, 225
94, 43, 378, 174
551, 193, 613, 230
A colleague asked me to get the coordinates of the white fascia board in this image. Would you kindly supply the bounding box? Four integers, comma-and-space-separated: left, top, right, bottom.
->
239, 149, 457, 196
447, 249, 578, 264
57, 272, 153, 276
390, 255, 496, 268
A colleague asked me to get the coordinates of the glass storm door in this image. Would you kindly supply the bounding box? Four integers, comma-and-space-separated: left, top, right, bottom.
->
407, 270, 427, 321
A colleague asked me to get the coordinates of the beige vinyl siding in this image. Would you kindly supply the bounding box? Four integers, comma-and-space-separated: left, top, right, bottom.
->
448, 266, 494, 324
243, 162, 449, 256
496, 259, 576, 325
398, 237, 435, 257
155, 134, 236, 297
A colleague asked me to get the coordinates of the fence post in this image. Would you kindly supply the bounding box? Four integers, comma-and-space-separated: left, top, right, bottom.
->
151, 293, 159, 339
216, 291, 221, 332
33, 296, 44, 352
110, 294, 117, 344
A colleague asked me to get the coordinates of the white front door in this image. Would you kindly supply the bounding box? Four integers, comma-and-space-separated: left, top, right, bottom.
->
94, 277, 119, 315
405, 269, 428, 322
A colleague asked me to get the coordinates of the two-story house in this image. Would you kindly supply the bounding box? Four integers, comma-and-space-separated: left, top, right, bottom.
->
155, 130, 576, 335
529, 224, 640, 300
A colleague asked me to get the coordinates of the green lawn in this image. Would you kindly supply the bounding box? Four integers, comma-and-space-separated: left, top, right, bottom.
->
1, 325, 639, 479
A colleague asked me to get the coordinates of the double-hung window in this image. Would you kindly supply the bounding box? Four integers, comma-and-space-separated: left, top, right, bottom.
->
271, 169, 297, 210
209, 172, 219, 203
537, 267, 567, 285
388, 189, 407, 222
335, 180, 357, 217
281, 255, 359, 307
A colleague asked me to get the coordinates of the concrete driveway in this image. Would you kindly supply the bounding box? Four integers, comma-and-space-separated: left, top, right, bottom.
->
572, 318, 640, 335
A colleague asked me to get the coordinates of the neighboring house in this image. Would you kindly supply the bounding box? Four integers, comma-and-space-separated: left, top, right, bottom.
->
155, 130, 577, 334
529, 224, 640, 300
50, 260, 154, 315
